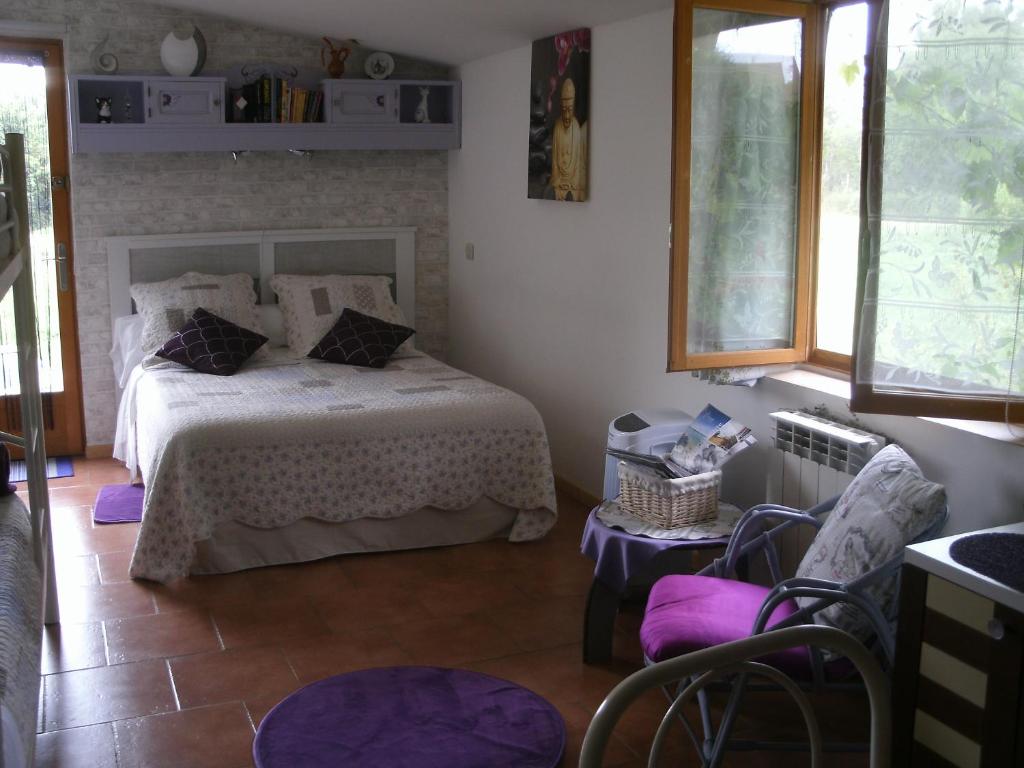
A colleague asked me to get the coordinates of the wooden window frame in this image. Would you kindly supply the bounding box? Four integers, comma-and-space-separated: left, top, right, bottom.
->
671, 0, 1023, 422
669, 0, 821, 372
670, 0, 867, 375
0, 37, 86, 454
806, 0, 866, 373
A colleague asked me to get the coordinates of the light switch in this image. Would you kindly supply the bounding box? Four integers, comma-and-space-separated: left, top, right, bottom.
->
465, 242, 475, 261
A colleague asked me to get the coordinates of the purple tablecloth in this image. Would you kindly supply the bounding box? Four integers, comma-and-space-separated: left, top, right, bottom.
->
580, 508, 732, 592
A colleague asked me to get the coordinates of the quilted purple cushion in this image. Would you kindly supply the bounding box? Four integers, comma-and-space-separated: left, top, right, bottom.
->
640, 575, 811, 675
155, 307, 268, 376
308, 307, 415, 368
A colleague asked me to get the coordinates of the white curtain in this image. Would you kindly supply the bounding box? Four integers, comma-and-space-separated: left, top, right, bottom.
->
686, 9, 803, 355
0, 50, 62, 401
855, 0, 1024, 402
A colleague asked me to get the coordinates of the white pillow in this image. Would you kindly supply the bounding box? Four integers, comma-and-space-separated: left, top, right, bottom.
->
256, 304, 287, 347
130, 272, 264, 368
795, 444, 946, 644
110, 314, 145, 387
269, 273, 414, 356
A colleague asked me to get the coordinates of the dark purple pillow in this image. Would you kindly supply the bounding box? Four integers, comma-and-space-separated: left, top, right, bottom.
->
155, 307, 268, 376
308, 308, 415, 368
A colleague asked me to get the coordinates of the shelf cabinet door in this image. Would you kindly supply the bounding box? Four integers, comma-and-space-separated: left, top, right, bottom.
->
327, 82, 398, 124
147, 80, 224, 124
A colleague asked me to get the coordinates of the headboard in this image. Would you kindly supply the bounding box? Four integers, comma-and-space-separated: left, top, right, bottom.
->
106, 227, 416, 331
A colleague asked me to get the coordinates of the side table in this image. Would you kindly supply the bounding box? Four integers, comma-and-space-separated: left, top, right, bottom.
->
580, 505, 737, 664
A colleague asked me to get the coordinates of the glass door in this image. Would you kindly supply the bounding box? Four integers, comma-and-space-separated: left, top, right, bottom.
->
0, 39, 83, 456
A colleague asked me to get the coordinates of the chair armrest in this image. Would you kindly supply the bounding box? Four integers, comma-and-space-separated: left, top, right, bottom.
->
750, 577, 896, 668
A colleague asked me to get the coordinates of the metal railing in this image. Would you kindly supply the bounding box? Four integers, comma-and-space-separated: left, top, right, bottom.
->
0, 132, 57, 624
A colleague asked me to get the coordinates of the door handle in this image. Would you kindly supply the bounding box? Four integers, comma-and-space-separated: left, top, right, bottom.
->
55, 242, 69, 292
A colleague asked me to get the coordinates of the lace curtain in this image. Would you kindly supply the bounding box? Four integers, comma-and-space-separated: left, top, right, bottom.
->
855, 0, 1024, 403
686, 10, 802, 355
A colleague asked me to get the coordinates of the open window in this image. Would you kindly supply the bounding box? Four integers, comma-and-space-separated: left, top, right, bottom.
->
851, 0, 1024, 422
669, 0, 871, 374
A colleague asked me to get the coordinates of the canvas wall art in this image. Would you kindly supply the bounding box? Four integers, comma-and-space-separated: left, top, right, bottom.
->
528, 28, 590, 202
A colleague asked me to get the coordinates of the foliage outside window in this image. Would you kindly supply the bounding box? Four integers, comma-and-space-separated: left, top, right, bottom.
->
814, 2, 868, 364
852, 0, 1024, 421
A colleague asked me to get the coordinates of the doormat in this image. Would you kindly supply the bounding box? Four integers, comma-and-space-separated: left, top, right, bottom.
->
10, 456, 74, 482
93, 483, 144, 524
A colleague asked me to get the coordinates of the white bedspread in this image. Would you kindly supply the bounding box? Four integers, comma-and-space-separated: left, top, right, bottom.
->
118, 351, 557, 582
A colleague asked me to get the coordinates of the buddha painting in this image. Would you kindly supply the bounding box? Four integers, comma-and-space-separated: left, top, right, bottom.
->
528, 28, 590, 202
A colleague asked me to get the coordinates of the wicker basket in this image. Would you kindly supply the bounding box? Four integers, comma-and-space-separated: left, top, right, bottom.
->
617, 461, 720, 529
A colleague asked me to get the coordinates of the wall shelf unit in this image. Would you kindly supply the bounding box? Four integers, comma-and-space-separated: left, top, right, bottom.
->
69, 75, 461, 153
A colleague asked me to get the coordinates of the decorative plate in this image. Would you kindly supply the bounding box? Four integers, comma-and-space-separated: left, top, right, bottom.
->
364, 51, 395, 80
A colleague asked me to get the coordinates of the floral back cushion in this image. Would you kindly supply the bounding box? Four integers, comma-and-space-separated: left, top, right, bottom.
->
269, 273, 415, 357
795, 444, 946, 644
130, 272, 264, 369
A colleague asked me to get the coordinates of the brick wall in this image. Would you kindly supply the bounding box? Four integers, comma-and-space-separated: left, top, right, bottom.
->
0, 0, 450, 446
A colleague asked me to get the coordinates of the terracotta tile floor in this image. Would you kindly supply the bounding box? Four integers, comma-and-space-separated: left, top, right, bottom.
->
34, 458, 871, 767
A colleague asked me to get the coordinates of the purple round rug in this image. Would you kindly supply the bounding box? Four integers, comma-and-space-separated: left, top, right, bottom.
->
253, 666, 566, 768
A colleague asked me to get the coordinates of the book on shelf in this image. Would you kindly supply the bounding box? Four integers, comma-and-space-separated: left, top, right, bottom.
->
225, 79, 323, 124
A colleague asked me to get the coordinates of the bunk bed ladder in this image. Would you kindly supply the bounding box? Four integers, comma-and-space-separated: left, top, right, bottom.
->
0, 132, 59, 625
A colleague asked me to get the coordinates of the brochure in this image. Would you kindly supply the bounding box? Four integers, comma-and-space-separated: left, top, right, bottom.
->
668, 404, 756, 476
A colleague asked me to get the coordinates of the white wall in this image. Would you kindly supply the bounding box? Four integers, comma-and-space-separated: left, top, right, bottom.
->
448, 8, 1024, 532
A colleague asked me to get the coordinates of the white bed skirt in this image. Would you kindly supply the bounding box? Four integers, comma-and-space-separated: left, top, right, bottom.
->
191, 498, 526, 574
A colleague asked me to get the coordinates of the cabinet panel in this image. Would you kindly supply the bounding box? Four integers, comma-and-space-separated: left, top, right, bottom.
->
147, 80, 224, 124
327, 82, 398, 124
894, 565, 1024, 768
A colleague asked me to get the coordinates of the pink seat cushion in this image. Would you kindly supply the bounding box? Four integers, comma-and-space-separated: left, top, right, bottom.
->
640, 575, 810, 675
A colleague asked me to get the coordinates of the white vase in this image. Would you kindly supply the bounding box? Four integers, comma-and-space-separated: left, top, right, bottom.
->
160, 22, 206, 77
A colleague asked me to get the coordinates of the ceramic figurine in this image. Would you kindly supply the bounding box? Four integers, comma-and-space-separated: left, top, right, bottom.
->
96, 96, 112, 123
90, 33, 119, 75
321, 38, 351, 79
414, 86, 431, 124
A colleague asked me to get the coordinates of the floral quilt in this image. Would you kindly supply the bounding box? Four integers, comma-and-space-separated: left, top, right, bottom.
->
123, 351, 557, 582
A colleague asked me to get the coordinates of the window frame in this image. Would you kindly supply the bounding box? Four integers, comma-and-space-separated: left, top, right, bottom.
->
847, 0, 1024, 423
671, 0, 869, 374
669, 0, 822, 372
670, 0, 1023, 423
808, 0, 878, 374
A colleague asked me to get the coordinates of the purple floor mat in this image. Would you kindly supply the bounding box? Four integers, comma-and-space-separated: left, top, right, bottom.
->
253, 666, 565, 768
93, 483, 144, 524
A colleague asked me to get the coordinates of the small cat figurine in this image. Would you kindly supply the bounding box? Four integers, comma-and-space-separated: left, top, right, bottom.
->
414, 87, 431, 124
95, 97, 112, 124
96, 96, 112, 123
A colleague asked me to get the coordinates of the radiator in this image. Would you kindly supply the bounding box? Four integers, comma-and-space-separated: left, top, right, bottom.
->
766, 410, 884, 571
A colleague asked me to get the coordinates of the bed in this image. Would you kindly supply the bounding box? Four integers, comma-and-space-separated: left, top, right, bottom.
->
108, 227, 557, 583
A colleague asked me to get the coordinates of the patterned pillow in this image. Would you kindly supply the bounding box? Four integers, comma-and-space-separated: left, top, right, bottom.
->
155, 307, 268, 376
131, 272, 264, 368
308, 308, 414, 368
795, 444, 946, 644
269, 273, 415, 356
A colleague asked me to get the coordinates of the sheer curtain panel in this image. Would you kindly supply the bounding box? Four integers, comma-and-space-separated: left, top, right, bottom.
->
853, 0, 1024, 422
